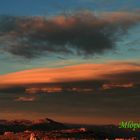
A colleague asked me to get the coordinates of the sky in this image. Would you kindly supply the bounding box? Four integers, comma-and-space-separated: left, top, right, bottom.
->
0, 0, 140, 125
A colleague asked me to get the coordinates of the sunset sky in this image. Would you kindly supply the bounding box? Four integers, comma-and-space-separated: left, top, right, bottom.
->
0, 0, 140, 124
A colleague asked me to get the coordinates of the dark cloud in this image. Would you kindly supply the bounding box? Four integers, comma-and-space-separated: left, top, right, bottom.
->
0, 88, 140, 123
0, 86, 25, 94
0, 11, 140, 58
103, 71, 140, 83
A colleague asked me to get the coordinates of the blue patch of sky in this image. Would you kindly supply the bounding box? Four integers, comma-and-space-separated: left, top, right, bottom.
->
0, 0, 140, 74
0, 0, 140, 16
98, 24, 140, 62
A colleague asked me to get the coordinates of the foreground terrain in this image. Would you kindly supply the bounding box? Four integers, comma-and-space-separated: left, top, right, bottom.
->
0, 118, 139, 140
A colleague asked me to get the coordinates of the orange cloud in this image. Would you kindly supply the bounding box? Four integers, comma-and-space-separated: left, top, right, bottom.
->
102, 83, 134, 90
25, 87, 62, 94
0, 62, 140, 93
15, 96, 36, 102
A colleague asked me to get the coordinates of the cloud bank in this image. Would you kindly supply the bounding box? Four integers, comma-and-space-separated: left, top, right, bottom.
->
0, 62, 140, 124
0, 62, 140, 94
0, 11, 140, 58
